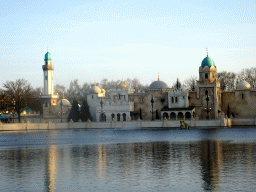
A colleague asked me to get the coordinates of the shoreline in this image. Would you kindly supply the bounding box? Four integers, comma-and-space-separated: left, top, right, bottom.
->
3, 117, 254, 131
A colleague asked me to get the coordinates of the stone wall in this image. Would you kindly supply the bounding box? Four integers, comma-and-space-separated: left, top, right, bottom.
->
0, 117, 235, 131
222, 90, 256, 119
128, 91, 168, 120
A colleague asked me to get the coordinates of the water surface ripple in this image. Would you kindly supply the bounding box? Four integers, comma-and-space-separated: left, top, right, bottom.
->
0, 127, 256, 191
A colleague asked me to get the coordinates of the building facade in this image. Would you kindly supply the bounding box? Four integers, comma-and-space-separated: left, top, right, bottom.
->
39, 50, 256, 122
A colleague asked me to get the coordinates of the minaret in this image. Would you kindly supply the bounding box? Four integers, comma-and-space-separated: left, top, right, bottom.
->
43, 49, 54, 95
41, 49, 58, 106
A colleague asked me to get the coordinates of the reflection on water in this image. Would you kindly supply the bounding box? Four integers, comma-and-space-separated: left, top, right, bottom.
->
0, 128, 256, 191
45, 145, 57, 192
200, 140, 222, 191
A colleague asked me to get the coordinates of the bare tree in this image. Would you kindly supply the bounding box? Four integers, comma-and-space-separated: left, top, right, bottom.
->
183, 76, 197, 91
54, 84, 66, 98
2, 79, 35, 122
81, 82, 91, 99
218, 71, 237, 91
67, 79, 82, 103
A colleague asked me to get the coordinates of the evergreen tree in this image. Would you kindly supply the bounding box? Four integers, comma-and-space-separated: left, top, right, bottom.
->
174, 78, 181, 90
80, 100, 92, 122
68, 99, 80, 122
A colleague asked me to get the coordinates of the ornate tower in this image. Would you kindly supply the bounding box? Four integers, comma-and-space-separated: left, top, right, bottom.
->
40, 50, 58, 107
196, 49, 221, 119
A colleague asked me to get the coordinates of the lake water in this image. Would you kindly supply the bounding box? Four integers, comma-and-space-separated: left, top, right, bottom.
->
0, 127, 256, 192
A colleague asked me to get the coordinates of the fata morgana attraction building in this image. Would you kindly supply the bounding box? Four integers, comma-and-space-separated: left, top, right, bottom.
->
40, 50, 256, 122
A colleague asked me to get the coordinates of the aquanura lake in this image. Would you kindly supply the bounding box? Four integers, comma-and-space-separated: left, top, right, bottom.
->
0, 127, 256, 191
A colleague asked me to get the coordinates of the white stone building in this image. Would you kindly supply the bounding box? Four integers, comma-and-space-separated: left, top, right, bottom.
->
161, 89, 195, 120
87, 81, 134, 122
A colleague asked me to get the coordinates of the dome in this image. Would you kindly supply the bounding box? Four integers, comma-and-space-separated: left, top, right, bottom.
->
89, 84, 102, 94
44, 52, 52, 60
236, 80, 251, 90
149, 80, 169, 89
201, 57, 215, 67
117, 81, 129, 89
57, 99, 71, 107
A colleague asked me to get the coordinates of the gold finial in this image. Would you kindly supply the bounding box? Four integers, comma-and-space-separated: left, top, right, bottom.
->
94, 79, 96, 85
158, 73, 160, 81
242, 76, 245, 81
47, 47, 49, 52
206, 47, 208, 57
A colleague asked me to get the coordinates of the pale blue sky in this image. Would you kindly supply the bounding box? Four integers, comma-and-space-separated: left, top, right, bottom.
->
1, 0, 256, 88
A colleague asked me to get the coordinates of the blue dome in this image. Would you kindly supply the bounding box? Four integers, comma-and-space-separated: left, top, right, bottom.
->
201, 57, 215, 67
149, 80, 169, 89
44, 52, 52, 60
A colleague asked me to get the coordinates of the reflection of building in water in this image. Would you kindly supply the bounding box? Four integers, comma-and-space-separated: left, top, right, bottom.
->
199, 140, 223, 191
96, 144, 107, 180
44, 145, 57, 192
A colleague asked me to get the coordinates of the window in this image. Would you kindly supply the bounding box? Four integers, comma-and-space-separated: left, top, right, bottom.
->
241, 93, 244, 99
111, 114, 115, 120
117, 114, 120, 121
92, 95, 94, 99
205, 73, 208, 79
175, 97, 178, 103
171, 97, 174, 103
123, 113, 126, 121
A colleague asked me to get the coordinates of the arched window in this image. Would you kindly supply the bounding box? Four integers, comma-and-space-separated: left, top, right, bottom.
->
171, 97, 174, 103
205, 73, 208, 79
163, 112, 168, 119
177, 112, 183, 120
123, 113, 126, 121
241, 93, 244, 99
175, 97, 178, 103
117, 113, 121, 121
170, 112, 176, 120
111, 113, 115, 120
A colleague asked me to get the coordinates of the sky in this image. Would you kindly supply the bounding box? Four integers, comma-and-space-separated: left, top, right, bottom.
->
1, 0, 256, 89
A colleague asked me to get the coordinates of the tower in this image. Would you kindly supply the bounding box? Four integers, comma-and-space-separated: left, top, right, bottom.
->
196, 49, 221, 119
40, 50, 58, 108
43, 50, 54, 95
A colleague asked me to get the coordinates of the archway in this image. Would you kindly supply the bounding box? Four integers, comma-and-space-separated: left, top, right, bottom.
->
117, 113, 121, 121
163, 112, 169, 119
100, 113, 106, 122
170, 112, 176, 120
177, 112, 183, 120
185, 112, 191, 119
111, 113, 115, 120
123, 113, 126, 121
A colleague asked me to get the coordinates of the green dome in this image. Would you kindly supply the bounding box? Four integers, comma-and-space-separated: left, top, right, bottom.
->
44, 52, 52, 60
201, 57, 215, 67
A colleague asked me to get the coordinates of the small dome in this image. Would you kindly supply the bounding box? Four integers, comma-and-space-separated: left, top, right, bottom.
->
44, 52, 52, 60
236, 80, 251, 90
201, 57, 215, 67
89, 84, 102, 94
117, 81, 129, 89
149, 80, 169, 89
57, 99, 71, 107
